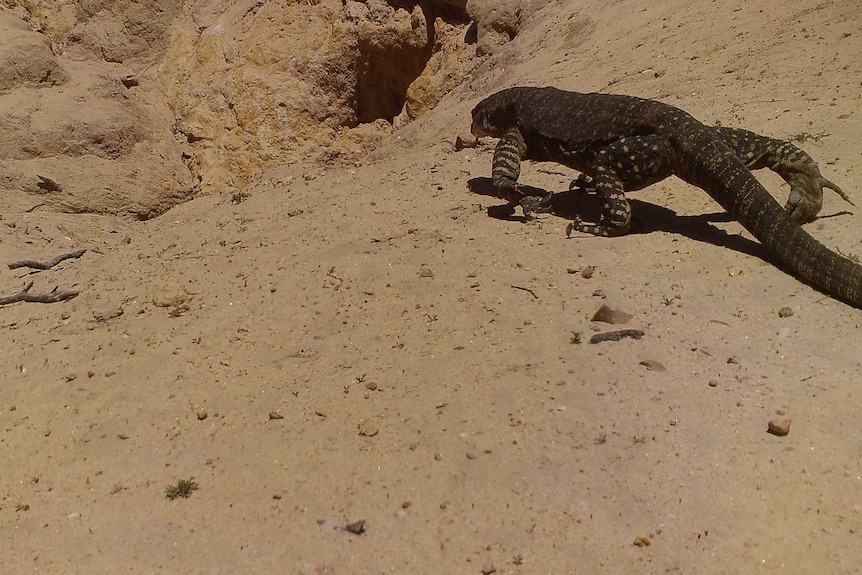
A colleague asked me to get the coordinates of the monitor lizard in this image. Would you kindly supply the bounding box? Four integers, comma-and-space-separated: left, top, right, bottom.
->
470, 86, 861, 307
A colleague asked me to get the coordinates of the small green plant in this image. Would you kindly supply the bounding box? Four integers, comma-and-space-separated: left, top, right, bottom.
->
230, 192, 250, 204
354, 373, 367, 384
165, 477, 199, 500
569, 331, 582, 345
513, 554, 524, 566
790, 131, 829, 144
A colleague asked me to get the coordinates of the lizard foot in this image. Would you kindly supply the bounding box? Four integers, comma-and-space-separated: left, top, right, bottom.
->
519, 191, 554, 218
784, 172, 854, 224
520, 196, 543, 218
526, 191, 554, 214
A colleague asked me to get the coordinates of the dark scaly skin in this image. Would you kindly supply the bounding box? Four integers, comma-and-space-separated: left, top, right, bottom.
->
713, 126, 852, 223
470, 86, 862, 307
492, 127, 527, 200
490, 120, 850, 226
491, 126, 551, 217
566, 127, 852, 225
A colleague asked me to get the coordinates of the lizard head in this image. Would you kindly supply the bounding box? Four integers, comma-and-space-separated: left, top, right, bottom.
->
471, 92, 517, 138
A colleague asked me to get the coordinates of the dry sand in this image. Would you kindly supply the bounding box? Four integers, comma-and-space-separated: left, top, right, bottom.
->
2, 0, 861, 573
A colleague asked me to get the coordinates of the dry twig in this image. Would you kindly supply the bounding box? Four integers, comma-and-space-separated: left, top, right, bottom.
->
8, 249, 86, 271
511, 285, 539, 299
0, 282, 79, 306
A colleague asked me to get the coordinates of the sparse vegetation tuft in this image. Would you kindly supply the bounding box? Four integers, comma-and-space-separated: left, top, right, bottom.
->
231, 192, 250, 204
789, 131, 830, 144
165, 477, 199, 500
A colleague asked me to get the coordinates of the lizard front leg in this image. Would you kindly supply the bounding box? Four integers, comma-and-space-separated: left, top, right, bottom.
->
492, 126, 526, 196
490, 126, 547, 217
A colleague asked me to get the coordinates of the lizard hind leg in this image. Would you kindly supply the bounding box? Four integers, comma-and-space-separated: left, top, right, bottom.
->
567, 167, 631, 237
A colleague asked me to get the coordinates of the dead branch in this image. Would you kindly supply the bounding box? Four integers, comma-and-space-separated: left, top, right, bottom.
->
510, 285, 539, 299
0, 282, 79, 305
8, 249, 86, 271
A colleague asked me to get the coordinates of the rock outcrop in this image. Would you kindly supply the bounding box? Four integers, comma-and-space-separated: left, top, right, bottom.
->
0, 0, 528, 213
0, 11, 194, 217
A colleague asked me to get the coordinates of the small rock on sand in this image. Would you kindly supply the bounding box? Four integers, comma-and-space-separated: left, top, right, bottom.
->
767, 418, 791, 436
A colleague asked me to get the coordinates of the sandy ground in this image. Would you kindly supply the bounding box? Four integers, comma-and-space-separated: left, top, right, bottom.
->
2, 0, 862, 573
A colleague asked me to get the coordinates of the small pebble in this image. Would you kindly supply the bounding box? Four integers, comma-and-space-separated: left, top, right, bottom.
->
358, 421, 379, 436
581, 265, 594, 279
365, 381, 378, 391
93, 307, 124, 322
197, 410, 208, 420
778, 306, 794, 318
590, 329, 644, 344
767, 418, 792, 436
708, 380, 718, 387
455, 135, 478, 150
633, 536, 651, 547
639, 359, 666, 371
481, 562, 496, 574
344, 519, 366, 534
152, 283, 189, 308
268, 411, 284, 420
591, 304, 632, 324
418, 267, 434, 278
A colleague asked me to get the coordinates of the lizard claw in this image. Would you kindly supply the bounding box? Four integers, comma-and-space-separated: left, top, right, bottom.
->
783, 170, 853, 224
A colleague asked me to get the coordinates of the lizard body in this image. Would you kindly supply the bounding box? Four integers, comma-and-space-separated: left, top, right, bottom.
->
470, 86, 861, 306
563, 125, 850, 224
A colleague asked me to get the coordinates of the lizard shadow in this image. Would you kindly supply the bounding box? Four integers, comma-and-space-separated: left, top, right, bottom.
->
467, 176, 768, 261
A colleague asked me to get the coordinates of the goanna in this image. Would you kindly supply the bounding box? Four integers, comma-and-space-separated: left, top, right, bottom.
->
470, 86, 861, 307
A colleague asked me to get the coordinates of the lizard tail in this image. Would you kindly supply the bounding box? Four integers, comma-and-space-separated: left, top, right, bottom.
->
675, 130, 862, 307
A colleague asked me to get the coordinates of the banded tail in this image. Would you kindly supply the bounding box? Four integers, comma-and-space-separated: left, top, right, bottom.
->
674, 125, 862, 306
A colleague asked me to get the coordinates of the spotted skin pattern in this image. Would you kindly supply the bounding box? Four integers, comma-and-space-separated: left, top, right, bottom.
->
566, 134, 671, 236
715, 126, 852, 223
562, 127, 852, 235
470, 87, 862, 307
494, 126, 849, 233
